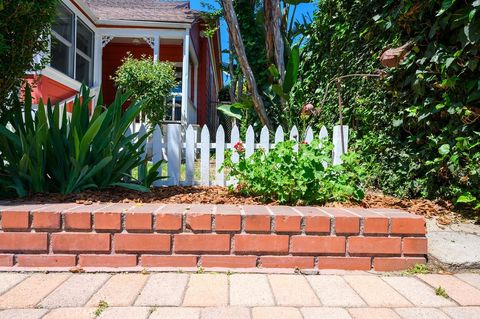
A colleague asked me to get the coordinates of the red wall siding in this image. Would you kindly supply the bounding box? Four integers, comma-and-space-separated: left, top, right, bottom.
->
27, 75, 78, 105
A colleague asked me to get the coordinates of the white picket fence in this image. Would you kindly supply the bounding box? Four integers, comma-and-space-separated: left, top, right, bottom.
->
128, 123, 349, 187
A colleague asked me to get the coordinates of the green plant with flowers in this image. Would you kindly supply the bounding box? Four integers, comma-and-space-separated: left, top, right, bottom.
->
222, 139, 366, 205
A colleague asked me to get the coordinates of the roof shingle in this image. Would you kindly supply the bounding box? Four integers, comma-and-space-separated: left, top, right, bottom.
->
85, 0, 200, 24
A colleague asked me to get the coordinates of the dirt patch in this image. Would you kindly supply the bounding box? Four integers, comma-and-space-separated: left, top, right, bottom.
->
12, 187, 466, 224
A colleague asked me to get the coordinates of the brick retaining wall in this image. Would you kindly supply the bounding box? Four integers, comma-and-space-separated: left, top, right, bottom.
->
0, 203, 427, 271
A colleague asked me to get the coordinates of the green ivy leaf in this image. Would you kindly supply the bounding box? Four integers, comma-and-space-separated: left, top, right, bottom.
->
438, 144, 450, 155
437, 0, 456, 16
456, 192, 476, 203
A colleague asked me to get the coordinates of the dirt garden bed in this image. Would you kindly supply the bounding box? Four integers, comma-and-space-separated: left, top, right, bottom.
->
11, 186, 469, 225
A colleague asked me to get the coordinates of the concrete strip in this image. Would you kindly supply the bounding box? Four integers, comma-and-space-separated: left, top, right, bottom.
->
252, 307, 302, 319
229, 274, 275, 306
98, 307, 150, 319
301, 307, 352, 319
135, 273, 188, 306
343, 276, 411, 307
418, 274, 480, 306
441, 307, 480, 319
201, 307, 251, 319
150, 307, 201, 319
183, 274, 228, 307
39, 274, 111, 308
307, 275, 365, 307
0, 273, 71, 309
87, 274, 149, 307
428, 231, 480, 269
394, 308, 450, 319
0, 309, 48, 319
348, 308, 401, 319
0, 273, 28, 295
382, 276, 455, 307
268, 275, 320, 306
42, 307, 95, 319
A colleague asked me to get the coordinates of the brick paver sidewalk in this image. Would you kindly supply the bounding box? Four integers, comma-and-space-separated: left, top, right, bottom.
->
0, 272, 479, 319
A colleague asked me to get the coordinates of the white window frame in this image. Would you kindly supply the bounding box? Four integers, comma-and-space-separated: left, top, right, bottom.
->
48, 0, 96, 89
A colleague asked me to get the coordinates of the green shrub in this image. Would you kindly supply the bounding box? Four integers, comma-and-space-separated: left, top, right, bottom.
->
0, 86, 162, 197
295, 0, 480, 212
222, 139, 366, 205
0, 0, 59, 115
112, 54, 177, 125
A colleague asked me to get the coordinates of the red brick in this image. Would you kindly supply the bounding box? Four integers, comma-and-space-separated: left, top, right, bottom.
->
244, 205, 271, 233
290, 236, 345, 255
373, 257, 426, 271
52, 233, 110, 253
79, 255, 137, 267
335, 217, 360, 234
391, 217, 426, 235
16, 255, 76, 267
363, 217, 389, 235
186, 213, 212, 232
0, 254, 14, 266
348, 237, 401, 256
260, 256, 314, 269
296, 207, 331, 234
140, 255, 198, 267
64, 212, 91, 231
317, 257, 371, 270
0, 233, 47, 252
403, 237, 428, 255
125, 213, 152, 232
94, 212, 121, 232
215, 214, 241, 232
201, 255, 257, 268
174, 234, 230, 254
1, 211, 29, 230
32, 212, 61, 230
234, 234, 289, 255
275, 215, 301, 233
115, 234, 170, 253
155, 213, 182, 231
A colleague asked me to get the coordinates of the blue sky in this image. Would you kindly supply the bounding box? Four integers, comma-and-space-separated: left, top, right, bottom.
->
190, 0, 318, 76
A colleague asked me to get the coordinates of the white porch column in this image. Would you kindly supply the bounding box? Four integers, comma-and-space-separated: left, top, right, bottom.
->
181, 29, 190, 124
153, 35, 160, 63
93, 34, 103, 88
194, 63, 198, 109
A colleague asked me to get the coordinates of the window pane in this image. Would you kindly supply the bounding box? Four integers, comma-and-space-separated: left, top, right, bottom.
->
76, 21, 93, 57
52, 4, 73, 41
51, 41, 73, 76
75, 54, 91, 85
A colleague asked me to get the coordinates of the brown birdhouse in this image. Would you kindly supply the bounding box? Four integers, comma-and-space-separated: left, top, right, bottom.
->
380, 42, 413, 68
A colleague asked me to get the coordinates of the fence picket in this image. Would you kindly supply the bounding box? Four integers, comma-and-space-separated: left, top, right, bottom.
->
152, 124, 163, 186
333, 125, 349, 165
167, 123, 181, 185
215, 125, 225, 186
200, 125, 210, 186
305, 126, 314, 144
245, 125, 255, 158
290, 125, 299, 152
185, 125, 195, 185
231, 125, 240, 164
260, 125, 269, 153
275, 126, 284, 144
319, 126, 328, 141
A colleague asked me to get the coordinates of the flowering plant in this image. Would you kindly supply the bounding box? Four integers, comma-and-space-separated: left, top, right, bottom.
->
222, 139, 365, 205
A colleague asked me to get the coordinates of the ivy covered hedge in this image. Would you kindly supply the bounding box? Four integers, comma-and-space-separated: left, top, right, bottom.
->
294, 0, 480, 212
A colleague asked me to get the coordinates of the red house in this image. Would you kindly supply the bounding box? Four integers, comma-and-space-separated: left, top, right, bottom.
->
28, 0, 223, 127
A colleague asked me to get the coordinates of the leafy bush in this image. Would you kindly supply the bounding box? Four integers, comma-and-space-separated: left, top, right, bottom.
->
112, 54, 177, 125
0, 86, 161, 197
222, 139, 366, 205
0, 0, 59, 114
295, 0, 480, 212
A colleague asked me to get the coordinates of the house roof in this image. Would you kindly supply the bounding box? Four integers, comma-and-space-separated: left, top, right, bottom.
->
85, 0, 200, 24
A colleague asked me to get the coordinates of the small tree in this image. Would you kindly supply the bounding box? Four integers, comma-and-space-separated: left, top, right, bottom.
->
0, 0, 59, 116
112, 54, 177, 125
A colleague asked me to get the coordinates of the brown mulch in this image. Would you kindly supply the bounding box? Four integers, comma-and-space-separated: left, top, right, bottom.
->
15, 186, 467, 225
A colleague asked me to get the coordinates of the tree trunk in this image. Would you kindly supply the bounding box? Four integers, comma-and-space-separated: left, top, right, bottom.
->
264, 0, 275, 64
271, 0, 285, 82
228, 42, 236, 102
221, 0, 272, 129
